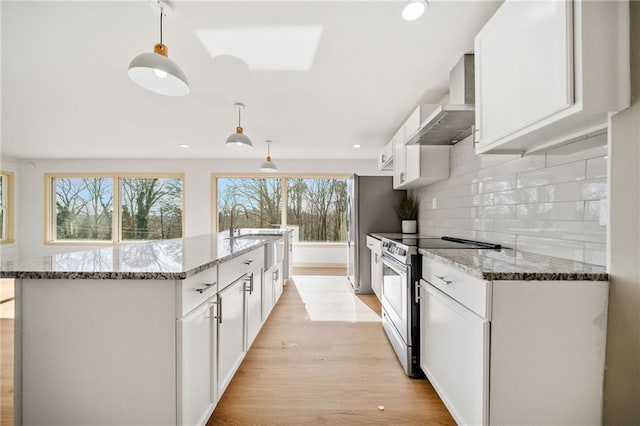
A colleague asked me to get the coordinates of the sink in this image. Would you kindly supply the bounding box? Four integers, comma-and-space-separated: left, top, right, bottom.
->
227, 233, 284, 269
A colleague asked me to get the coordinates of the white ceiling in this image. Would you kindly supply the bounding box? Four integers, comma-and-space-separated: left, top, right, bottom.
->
1, 0, 501, 160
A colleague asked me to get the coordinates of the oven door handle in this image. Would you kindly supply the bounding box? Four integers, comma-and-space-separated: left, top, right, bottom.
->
381, 254, 407, 275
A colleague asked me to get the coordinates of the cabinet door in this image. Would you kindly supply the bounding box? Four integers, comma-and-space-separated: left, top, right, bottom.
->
420, 284, 489, 426
404, 145, 422, 184
179, 299, 216, 426
217, 277, 246, 396
274, 262, 284, 302
262, 266, 275, 321
475, 0, 573, 149
392, 126, 406, 188
245, 270, 263, 349
370, 251, 381, 299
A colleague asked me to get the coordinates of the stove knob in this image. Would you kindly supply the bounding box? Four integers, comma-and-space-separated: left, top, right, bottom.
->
398, 248, 406, 256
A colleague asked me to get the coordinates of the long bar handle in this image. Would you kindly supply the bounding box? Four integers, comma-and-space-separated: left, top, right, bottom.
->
243, 274, 254, 294
415, 281, 421, 303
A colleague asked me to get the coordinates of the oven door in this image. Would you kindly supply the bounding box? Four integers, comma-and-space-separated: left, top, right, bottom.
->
381, 253, 410, 344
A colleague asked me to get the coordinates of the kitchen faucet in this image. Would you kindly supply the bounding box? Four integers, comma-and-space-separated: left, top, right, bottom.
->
229, 203, 249, 239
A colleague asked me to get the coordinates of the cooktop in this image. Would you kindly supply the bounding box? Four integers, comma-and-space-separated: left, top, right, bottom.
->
381, 235, 502, 250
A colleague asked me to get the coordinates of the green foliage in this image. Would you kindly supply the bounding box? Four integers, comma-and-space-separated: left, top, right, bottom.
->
397, 195, 419, 220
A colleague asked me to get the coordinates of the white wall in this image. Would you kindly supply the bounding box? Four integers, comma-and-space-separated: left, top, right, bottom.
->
293, 245, 347, 267
603, 1, 640, 422
414, 133, 608, 265
16, 158, 377, 261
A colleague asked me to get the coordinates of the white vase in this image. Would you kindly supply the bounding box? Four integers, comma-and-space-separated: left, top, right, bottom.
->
402, 220, 417, 234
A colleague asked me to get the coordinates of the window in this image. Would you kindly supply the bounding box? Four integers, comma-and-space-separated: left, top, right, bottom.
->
47, 174, 183, 244
0, 171, 14, 243
214, 175, 348, 243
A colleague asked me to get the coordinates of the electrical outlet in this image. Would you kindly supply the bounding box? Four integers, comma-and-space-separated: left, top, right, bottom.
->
432, 198, 437, 209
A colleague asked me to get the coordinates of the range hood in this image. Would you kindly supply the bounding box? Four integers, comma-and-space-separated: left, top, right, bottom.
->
407, 54, 475, 145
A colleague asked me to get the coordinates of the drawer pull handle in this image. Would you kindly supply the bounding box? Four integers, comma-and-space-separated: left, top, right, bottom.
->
195, 282, 216, 294
435, 275, 453, 285
243, 260, 254, 266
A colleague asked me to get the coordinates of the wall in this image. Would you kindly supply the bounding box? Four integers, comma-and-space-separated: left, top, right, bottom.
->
603, 0, 640, 423
0, 157, 19, 260
415, 133, 608, 265
15, 158, 377, 263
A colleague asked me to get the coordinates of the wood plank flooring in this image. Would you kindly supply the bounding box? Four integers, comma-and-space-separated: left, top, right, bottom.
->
208, 276, 454, 425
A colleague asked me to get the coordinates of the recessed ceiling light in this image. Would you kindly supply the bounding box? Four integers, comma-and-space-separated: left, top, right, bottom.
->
179, 144, 190, 148
353, 144, 362, 149
196, 26, 323, 71
402, 0, 428, 21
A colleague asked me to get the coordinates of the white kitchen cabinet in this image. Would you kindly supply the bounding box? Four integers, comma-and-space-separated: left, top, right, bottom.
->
419, 256, 609, 425
421, 283, 489, 425
262, 265, 275, 321
393, 105, 451, 189
474, 0, 629, 154
378, 140, 394, 171
273, 261, 284, 303
217, 275, 246, 397
179, 297, 217, 426
366, 235, 382, 300
245, 268, 263, 349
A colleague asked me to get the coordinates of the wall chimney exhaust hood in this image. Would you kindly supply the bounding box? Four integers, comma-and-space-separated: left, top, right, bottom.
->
407, 54, 475, 145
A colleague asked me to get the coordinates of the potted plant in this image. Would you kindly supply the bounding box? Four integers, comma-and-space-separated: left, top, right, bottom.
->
397, 195, 419, 234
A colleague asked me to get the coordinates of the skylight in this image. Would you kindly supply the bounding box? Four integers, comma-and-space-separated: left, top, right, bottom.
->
196, 26, 323, 71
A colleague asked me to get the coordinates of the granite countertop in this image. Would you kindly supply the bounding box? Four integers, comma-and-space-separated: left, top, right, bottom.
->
418, 247, 608, 281
0, 232, 274, 280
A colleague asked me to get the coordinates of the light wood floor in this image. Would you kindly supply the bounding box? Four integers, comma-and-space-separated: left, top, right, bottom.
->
208, 276, 454, 425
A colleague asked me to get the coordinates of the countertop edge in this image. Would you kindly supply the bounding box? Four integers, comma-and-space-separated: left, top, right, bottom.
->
418, 248, 609, 282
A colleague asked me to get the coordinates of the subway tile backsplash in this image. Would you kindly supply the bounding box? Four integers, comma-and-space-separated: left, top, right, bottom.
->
415, 133, 608, 266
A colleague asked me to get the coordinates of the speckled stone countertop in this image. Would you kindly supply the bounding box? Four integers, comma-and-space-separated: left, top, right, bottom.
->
419, 248, 608, 281
0, 231, 288, 280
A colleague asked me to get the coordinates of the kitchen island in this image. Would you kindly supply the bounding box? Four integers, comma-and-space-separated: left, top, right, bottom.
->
0, 231, 291, 426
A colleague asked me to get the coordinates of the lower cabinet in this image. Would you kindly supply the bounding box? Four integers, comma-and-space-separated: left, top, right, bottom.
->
273, 261, 283, 303
420, 283, 488, 425
419, 256, 609, 425
262, 265, 275, 321
366, 236, 382, 300
179, 298, 217, 426
245, 268, 263, 349
217, 275, 247, 396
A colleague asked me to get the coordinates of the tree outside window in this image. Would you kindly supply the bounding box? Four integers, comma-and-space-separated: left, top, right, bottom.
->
216, 176, 347, 243
49, 175, 183, 243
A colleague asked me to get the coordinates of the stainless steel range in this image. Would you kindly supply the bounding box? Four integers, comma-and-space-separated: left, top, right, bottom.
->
379, 235, 501, 377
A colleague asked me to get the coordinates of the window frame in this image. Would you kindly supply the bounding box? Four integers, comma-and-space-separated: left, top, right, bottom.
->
211, 173, 350, 245
0, 170, 15, 244
45, 173, 185, 245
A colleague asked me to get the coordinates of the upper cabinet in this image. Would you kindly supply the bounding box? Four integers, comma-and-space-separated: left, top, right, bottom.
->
474, 0, 630, 154
378, 139, 394, 171
392, 107, 450, 190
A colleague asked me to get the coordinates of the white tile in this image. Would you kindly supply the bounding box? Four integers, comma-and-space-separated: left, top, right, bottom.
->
586, 157, 607, 180
479, 153, 521, 169
542, 179, 607, 202
515, 235, 585, 263
493, 154, 546, 177
476, 205, 516, 219
516, 161, 586, 189
545, 132, 608, 166
493, 219, 545, 235
478, 176, 517, 194
584, 201, 601, 221
472, 193, 494, 206
493, 187, 539, 205
584, 243, 606, 267
516, 202, 584, 220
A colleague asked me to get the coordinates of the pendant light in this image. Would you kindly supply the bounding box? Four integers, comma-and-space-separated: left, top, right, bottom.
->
402, 0, 428, 21
128, 0, 189, 96
259, 140, 278, 173
226, 103, 253, 150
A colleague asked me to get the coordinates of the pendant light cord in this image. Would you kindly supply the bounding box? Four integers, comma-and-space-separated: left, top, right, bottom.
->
159, 8, 164, 44
238, 106, 242, 126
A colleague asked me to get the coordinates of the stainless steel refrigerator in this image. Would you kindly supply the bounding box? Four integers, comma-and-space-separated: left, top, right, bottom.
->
347, 174, 406, 294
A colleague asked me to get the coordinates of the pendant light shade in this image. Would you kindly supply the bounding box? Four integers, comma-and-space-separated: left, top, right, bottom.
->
259, 140, 278, 173
128, 1, 189, 96
226, 103, 253, 150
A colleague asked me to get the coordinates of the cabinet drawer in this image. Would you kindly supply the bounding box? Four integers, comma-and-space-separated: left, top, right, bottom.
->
180, 266, 217, 316
422, 257, 491, 319
366, 235, 381, 251
219, 247, 264, 290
